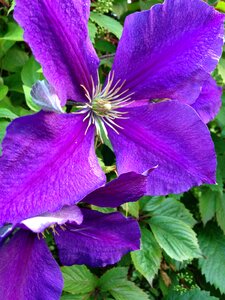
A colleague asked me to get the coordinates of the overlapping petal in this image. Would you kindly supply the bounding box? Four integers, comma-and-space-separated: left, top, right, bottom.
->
112, 0, 224, 103
55, 209, 140, 267
14, 0, 98, 104
191, 76, 222, 123
83, 171, 149, 207
0, 112, 105, 226
0, 230, 63, 300
108, 101, 216, 195
20, 205, 83, 233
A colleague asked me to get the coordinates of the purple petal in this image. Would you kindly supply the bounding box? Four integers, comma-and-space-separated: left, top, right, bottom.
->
55, 209, 140, 267
108, 101, 216, 195
0, 230, 63, 300
0, 112, 105, 226
83, 171, 149, 207
20, 205, 83, 233
14, 0, 98, 104
191, 76, 222, 123
112, 0, 224, 103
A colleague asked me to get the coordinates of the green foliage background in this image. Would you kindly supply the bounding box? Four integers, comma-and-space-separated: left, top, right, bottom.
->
1, 0, 225, 299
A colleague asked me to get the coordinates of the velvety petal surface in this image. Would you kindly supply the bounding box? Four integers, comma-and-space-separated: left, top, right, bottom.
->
108, 101, 216, 195
191, 76, 222, 123
0, 112, 105, 225
83, 171, 148, 207
0, 230, 63, 300
55, 209, 140, 267
14, 0, 98, 104
112, 0, 224, 103
20, 205, 83, 233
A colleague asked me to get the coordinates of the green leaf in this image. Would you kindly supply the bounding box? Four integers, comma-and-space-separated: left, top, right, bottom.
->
113, 0, 128, 18
0, 85, 8, 100
139, 0, 162, 10
143, 196, 196, 227
0, 22, 23, 41
61, 265, 98, 295
0, 119, 9, 145
217, 57, 225, 83
149, 216, 201, 261
21, 56, 42, 87
8, 0, 16, 14
90, 12, 123, 39
88, 21, 98, 43
61, 294, 90, 300
198, 188, 217, 225
216, 1, 225, 13
109, 280, 150, 300
2, 46, 28, 72
165, 289, 219, 300
131, 228, 161, 284
215, 193, 225, 234
0, 40, 15, 59
122, 201, 139, 218
23, 85, 40, 112
199, 224, 225, 294
0, 108, 18, 120
99, 267, 128, 292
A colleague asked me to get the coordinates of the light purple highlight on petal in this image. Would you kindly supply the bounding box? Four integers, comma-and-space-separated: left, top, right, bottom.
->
0, 225, 13, 245
14, 0, 99, 104
0, 112, 106, 226
55, 209, 140, 267
108, 101, 216, 195
21, 205, 83, 233
31, 80, 64, 113
0, 230, 63, 300
83, 171, 148, 207
112, 0, 224, 103
191, 76, 222, 123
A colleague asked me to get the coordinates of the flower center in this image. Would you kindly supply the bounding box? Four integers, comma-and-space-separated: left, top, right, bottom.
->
92, 98, 112, 116
79, 71, 134, 140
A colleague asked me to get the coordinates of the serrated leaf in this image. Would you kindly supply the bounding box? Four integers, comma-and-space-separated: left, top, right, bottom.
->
90, 12, 123, 39
165, 288, 219, 300
0, 85, 8, 101
143, 197, 196, 227
198, 188, 217, 225
109, 280, 150, 300
0, 108, 18, 120
99, 267, 128, 292
131, 228, 161, 285
198, 224, 225, 294
149, 216, 201, 261
0, 22, 23, 41
61, 265, 98, 295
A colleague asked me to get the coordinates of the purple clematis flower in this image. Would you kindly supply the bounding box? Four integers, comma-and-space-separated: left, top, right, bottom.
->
0, 0, 224, 225
0, 173, 145, 299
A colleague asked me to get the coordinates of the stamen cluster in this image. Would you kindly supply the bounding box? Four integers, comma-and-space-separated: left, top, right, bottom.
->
80, 71, 134, 140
